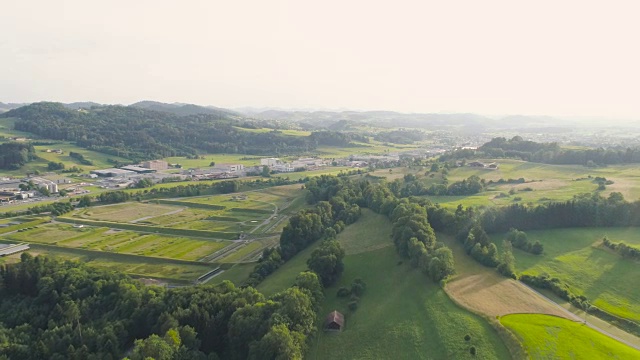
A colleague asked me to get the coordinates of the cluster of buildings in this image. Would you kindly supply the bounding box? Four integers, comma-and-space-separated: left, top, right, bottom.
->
0, 177, 45, 203
183, 164, 244, 180
90, 160, 170, 178
260, 157, 327, 173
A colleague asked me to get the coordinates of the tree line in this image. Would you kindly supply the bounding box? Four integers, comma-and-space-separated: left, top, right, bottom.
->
602, 236, 640, 260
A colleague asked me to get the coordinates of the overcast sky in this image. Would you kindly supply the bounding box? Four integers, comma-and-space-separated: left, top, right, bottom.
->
1, 1, 639, 118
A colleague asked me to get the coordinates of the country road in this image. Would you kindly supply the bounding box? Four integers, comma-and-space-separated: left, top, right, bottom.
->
519, 281, 640, 351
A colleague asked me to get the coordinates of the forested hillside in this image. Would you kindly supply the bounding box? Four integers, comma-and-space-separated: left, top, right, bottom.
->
3, 103, 360, 162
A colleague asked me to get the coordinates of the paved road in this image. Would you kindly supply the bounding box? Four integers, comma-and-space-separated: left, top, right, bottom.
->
519, 281, 640, 351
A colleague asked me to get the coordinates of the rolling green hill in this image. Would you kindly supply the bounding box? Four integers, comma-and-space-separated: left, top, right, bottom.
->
258, 209, 510, 359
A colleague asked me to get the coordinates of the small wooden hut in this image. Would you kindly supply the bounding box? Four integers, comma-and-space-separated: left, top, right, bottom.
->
324, 310, 344, 332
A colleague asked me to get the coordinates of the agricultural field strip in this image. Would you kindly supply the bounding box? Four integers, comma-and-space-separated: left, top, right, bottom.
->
55, 217, 239, 240
2, 223, 230, 263
0, 238, 213, 267
519, 281, 640, 351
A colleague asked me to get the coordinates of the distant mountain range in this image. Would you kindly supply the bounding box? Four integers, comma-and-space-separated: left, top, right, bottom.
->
129, 101, 239, 117
0, 102, 26, 113
4, 100, 622, 130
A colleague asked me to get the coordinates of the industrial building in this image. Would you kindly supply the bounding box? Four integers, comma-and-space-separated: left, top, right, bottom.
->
91, 168, 136, 177
120, 165, 157, 174
141, 160, 169, 170
0, 243, 30, 257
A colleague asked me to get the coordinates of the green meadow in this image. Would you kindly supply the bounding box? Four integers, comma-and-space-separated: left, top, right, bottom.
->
493, 227, 640, 321
421, 159, 640, 208
501, 314, 639, 359
257, 209, 510, 359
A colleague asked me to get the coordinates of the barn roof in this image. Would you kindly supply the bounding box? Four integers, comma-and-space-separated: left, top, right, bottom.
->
324, 310, 344, 327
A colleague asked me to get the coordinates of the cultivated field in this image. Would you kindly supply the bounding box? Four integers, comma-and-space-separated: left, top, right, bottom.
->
441, 233, 569, 319
11, 244, 216, 283
494, 227, 640, 322
501, 314, 639, 359
257, 210, 510, 359
4, 223, 230, 261
73, 202, 179, 222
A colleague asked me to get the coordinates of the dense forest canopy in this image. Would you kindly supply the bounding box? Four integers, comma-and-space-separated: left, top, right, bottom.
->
0, 254, 323, 359
0, 142, 37, 169
2, 103, 366, 162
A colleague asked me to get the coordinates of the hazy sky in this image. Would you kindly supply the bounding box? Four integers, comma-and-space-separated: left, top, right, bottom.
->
1, 1, 639, 118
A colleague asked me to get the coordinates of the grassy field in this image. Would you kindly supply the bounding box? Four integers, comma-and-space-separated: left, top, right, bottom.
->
258, 209, 510, 359
73, 202, 178, 222
4, 223, 230, 261
501, 314, 639, 359
420, 159, 640, 208
493, 227, 640, 322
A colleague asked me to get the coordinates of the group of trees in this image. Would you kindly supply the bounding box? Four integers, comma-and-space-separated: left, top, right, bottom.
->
47, 161, 65, 171
248, 177, 363, 286
505, 228, 544, 255
384, 174, 484, 198
0, 142, 37, 169
0, 254, 324, 359
68, 152, 93, 166
519, 274, 590, 310
3, 103, 367, 162
361, 181, 456, 282
441, 135, 640, 166
602, 236, 640, 260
